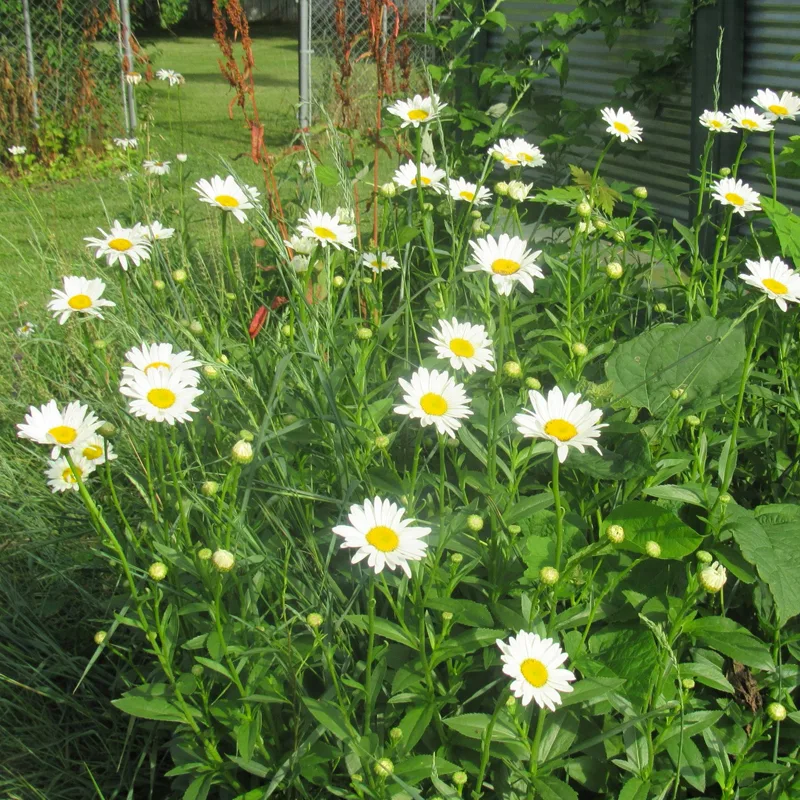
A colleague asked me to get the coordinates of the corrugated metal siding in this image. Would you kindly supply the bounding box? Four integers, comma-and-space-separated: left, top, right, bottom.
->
741, 0, 800, 212
490, 1, 694, 222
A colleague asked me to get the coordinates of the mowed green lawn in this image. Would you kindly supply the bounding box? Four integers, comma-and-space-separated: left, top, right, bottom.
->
0, 27, 298, 319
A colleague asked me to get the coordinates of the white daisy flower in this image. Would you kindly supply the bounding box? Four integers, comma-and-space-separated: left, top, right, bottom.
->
394, 367, 472, 438
752, 89, 800, 121
176, 153, 188, 163
600, 107, 643, 143
125, 71, 142, 85
332, 496, 431, 578
8, 145, 26, 156
507, 180, 532, 202
290, 254, 310, 273
143, 159, 171, 176
71, 435, 116, 466
120, 367, 203, 424
386, 93, 446, 128
145, 220, 175, 241
513, 386, 606, 463
496, 631, 576, 710
711, 177, 761, 216
489, 137, 546, 169
429, 318, 494, 374
362, 252, 400, 273
46, 455, 96, 493
285, 234, 317, 255
466, 233, 544, 296
113, 137, 138, 150
17, 400, 103, 458
296, 209, 357, 250
296, 159, 313, 176
699, 110, 734, 133
393, 161, 447, 194
739, 256, 800, 312
193, 175, 259, 223
448, 177, 492, 206
728, 105, 773, 133
84, 220, 151, 271
48, 276, 115, 324
156, 69, 184, 86
121, 342, 202, 387
16, 322, 35, 337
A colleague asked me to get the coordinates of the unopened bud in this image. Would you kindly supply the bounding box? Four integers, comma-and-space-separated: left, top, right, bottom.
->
503, 360, 522, 379
696, 550, 713, 564
283, 414, 298, 425
572, 342, 588, 358
577, 201, 592, 217
606, 524, 625, 544
149, 562, 168, 581
94, 338, 107, 350
492, 149, 505, 162
226, 292, 236, 300
654, 302, 668, 313
539, 566, 559, 585
670, 387, 685, 400
605, 261, 623, 280
686, 414, 701, 427
613, 230, 626, 243
202, 365, 218, 379
189, 320, 203, 335
374, 434, 390, 449
505, 694, 516, 707
172, 268, 187, 283
212, 549, 235, 572
356, 327, 373, 341
238, 429, 255, 442
450, 553, 464, 566
525, 377, 542, 390
766, 702, 787, 722
719, 493, 732, 504
231, 440, 254, 464
98, 421, 117, 438
306, 612, 324, 628
508, 524, 522, 536
191, 663, 204, 677
218, 354, 229, 364
380, 182, 396, 198
422, 202, 434, 212
594, 218, 608, 231
281, 324, 293, 337
699, 561, 727, 593
719, 167, 731, 177
494, 181, 509, 196
333, 275, 345, 288
201, 480, 219, 497
442, 611, 454, 622
197, 547, 212, 561
94, 630, 107, 645
645, 540, 662, 558
633, 186, 648, 199
453, 771, 468, 788
466, 514, 484, 532
471, 218, 484, 234
153, 279, 166, 291
470, 209, 482, 219
374, 758, 394, 778
682, 678, 695, 690
389, 727, 403, 742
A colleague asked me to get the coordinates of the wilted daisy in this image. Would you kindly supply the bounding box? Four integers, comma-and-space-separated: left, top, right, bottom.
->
125, 71, 142, 85
145, 220, 175, 241
48, 276, 115, 324
17, 400, 103, 458
728, 104, 773, 133
297, 209, 357, 250
193, 175, 259, 223
84, 220, 151, 271
466, 233, 544, 296
332, 496, 431, 577
8, 145, 26, 156
71, 435, 116, 466
496, 631, 576, 710
711, 177, 761, 216
489, 137, 545, 169
393, 161, 447, 194
120, 367, 203, 424
46, 455, 96, 493
143, 159, 170, 176
514, 386, 606, 463
394, 367, 472, 438
176, 153, 188, 163
752, 88, 800, 121
699, 110, 734, 133
156, 69, 184, 86
739, 257, 800, 311
429, 318, 494, 374
448, 177, 491, 206
121, 342, 201, 387
386, 93, 446, 128
285, 233, 316, 255
113, 137, 138, 150
507, 180, 532, 202
362, 252, 400, 273
600, 107, 643, 143
16, 322, 35, 337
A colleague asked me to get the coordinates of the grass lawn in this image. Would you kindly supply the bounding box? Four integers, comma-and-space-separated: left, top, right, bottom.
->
0, 25, 299, 320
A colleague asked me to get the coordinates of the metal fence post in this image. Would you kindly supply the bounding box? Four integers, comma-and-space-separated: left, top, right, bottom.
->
298, 0, 311, 129
119, 0, 137, 132
21, 0, 39, 125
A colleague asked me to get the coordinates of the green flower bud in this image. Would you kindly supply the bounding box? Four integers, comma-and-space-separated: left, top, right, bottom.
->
356, 327, 373, 341
633, 186, 648, 199
306, 612, 323, 628
172, 268, 187, 284
681, 678, 695, 690
571, 342, 588, 358
606, 524, 625, 544
508, 524, 522, 536
594, 218, 608, 231
389, 727, 403, 742
380, 182, 396, 198
577, 201, 592, 218
525, 376, 542, 391
231, 440, 254, 464
94, 338, 107, 350
670, 387, 685, 400
539, 566, 559, 585
333, 275, 345, 288
605, 261, 624, 280
153, 279, 166, 291
238, 429, 255, 442
94, 630, 107, 645
654, 302, 668, 313
283, 414, 298, 425
422, 202, 434, 212
686, 414, 701, 427
281, 324, 293, 338
148, 562, 168, 581
98, 421, 117, 438
766, 702, 787, 722
211, 549, 235, 572
696, 550, 713, 564
466, 514, 484, 532
442, 610, 454, 622
374, 434, 390, 449
197, 547, 212, 561
202, 365, 218, 379
494, 181, 509, 196
450, 552, 464, 566
645, 540, 662, 558
374, 758, 394, 778
470, 209, 482, 219
453, 771, 468, 788
189, 320, 203, 335
719, 493, 732, 504
218, 353, 229, 364
225, 292, 236, 300
191, 664, 204, 677
719, 167, 731, 177
613, 230, 626, 243
503, 360, 522, 379
201, 481, 219, 497
505, 694, 516, 708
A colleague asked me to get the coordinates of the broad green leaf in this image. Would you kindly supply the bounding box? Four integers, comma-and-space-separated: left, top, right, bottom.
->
314, 165, 340, 187
183, 773, 213, 800
302, 697, 354, 741
345, 614, 416, 647
588, 626, 659, 707
504, 493, 554, 524
657, 710, 724, 747
443, 713, 519, 742
679, 661, 733, 694
619, 778, 650, 800
667, 735, 706, 791
396, 225, 420, 247
531, 776, 579, 800
397, 702, 435, 754
424, 596, 494, 628
760, 197, 800, 262
570, 433, 651, 480
430, 628, 505, 668
112, 683, 198, 723
394, 754, 460, 784
236, 715, 261, 761
603, 501, 702, 559
685, 617, 774, 672
559, 677, 626, 708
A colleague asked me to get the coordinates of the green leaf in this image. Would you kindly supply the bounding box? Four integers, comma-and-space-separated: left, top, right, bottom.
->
483, 10, 506, 29
345, 614, 416, 647
314, 165, 340, 187
760, 197, 800, 262
112, 683, 197, 723
424, 596, 493, 628
236, 715, 260, 761
603, 501, 702, 559
504, 493, 554, 524
302, 697, 355, 741
430, 628, 505, 668
531, 776, 579, 800
679, 661, 733, 694
443, 713, 519, 743
570, 433, 651, 480
397, 702, 435, 754
396, 225, 420, 247
685, 617, 775, 672
605, 318, 745, 415
559, 677, 626, 708
666, 735, 706, 791
183, 773, 212, 800
588, 626, 659, 707
618, 778, 651, 800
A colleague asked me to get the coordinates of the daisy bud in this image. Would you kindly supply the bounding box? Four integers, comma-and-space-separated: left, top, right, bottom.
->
333, 275, 345, 288
189, 320, 203, 335
176, 153, 188, 163
94, 630, 107, 645
202, 365, 218, 379
442, 611, 454, 622
218, 354, 229, 364
670, 387, 685, 399
505, 695, 516, 708
98, 421, 117, 438
682, 678, 695, 690
94, 338, 107, 350
450, 553, 464, 565
374, 434, 390, 449
508, 524, 522, 536
613, 230, 626, 243
281, 324, 293, 337
492, 150, 506, 162
633, 186, 648, 199
336, 206, 355, 224
503, 360, 522, 379
571, 342, 588, 358
525, 377, 542, 390
201, 481, 219, 497
699, 561, 727, 593
719, 167, 731, 177
606, 524, 625, 544
466, 514, 484, 532
356, 327, 373, 341
494, 181, 509, 196
471, 218, 484, 234
212, 549, 235, 572
766, 702, 787, 722
645, 540, 662, 558
577, 201, 592, 217
422, 202, 434, 212
470, 209, 482, 219
380, 182, 396, 198
696, 550, 713, 565
153, 279, 166, 291
487, 101, 508, 118
231, 440, 254, 464
306, 612, 324, 628
594, 217, 608, 231
362, 276, 373, 285
507, 181, 531, 202
197, 547, 212, 560
149, 562, 168, 581
453, 771, 468, 788
720, 493, 732, 504
283, 414, 298, 425
226, 292, 236, 300
172, 268, 187, 283
238, 429, 255, 442
191, 664, 204, 677
686, 414, 701, 427
605, 261, 624, 279
374, 758, 394, 778
389, 726, 403, 742
539, 566, 559, 585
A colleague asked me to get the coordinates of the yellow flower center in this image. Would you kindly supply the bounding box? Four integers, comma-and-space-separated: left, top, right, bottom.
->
491, 258, 521, 276
741, 118, 758, 129
503, 156, 518, 165
459, 190, 475, 201
48, 425, 77, 445
449, 337, 475, 358
62, 465, 82, 484
419, 392, 448, 416
613, 120, 630, 134
68, 294, 93, 310
520, 658, 549, 688
407, 109, 429, 121
411, 176, 432, 186
108, 238, 132, 252
519, 152, 533, 162
147, 388, 177, 409
215, 194, 240, 208
83, 444, 104, 460
768, 104, 788, 116
544, 418, 578, 442
724, 192, 745, 206
365, 525, 399, 552
144, 361, 171, 373
710, 119, 723, 128
313, 226, 337, 240
762, 277, 788, 295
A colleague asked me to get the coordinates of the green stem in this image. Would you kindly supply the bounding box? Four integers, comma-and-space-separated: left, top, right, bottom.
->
363, 575, 376, 735
769, 129, 777, 202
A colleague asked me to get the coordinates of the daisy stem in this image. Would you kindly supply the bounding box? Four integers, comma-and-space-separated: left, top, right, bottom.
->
551, 451, 564, 572
220, 211, 236, 288
731, 133, 749, 179
119, 275, 133, 324
472, 690, 507, 800
709, 210, 733, 316
363, 575, 376, 735
591, 139, 614, 194
527, 706, 547, 795
439, 435, 447, 516
769, 129, 778, 202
